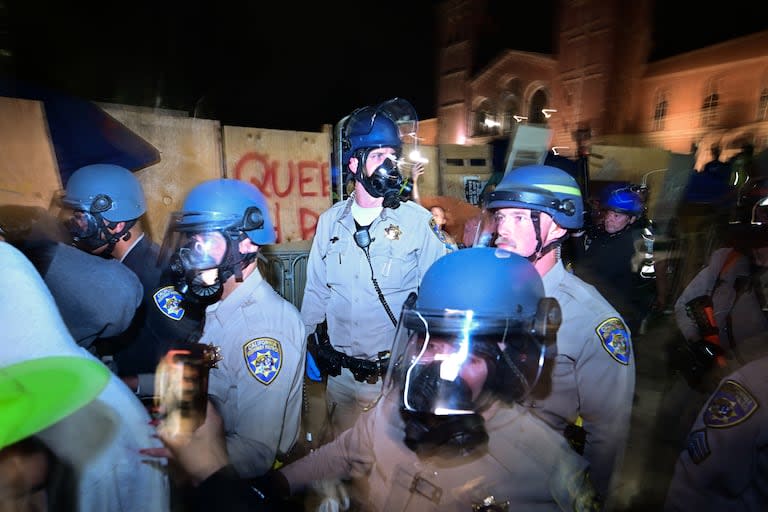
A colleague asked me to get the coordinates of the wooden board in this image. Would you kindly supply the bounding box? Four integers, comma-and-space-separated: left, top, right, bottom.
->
0, 97, 61, 208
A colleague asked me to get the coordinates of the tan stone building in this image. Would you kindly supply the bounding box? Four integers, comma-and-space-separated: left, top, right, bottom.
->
435, 0, 768, 170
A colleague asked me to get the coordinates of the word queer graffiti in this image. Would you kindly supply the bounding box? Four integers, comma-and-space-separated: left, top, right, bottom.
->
233, 151, 330, 242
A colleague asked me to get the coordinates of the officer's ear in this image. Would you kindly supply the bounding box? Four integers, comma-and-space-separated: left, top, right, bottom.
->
543, 213, 567, 240
348, 156, 360, 175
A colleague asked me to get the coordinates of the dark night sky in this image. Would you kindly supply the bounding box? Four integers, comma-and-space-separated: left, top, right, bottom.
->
4, 0, 768, 132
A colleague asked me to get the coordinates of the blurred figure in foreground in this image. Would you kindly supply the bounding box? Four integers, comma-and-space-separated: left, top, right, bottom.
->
664, 352, 768, 511
0, 241, 170, 511
0, 204, 142, 352
0, 356, 109, 512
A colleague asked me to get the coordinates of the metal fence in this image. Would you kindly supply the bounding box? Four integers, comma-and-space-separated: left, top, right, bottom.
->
258, 241, 312, 310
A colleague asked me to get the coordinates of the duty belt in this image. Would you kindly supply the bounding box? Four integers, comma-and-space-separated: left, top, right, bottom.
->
340, 350, 390, 384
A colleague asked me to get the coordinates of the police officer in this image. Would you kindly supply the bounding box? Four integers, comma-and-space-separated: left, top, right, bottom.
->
58, 163, 205, 394
150, 248, 600, 511
161, 178, 305, 478
675, 177, 768, 365
301, 98, 446, 437
475, 164, 636, 500
663, 352, 768, 511
573, 186, 650, 334
662, 178, 768, 450
0, 204, 142, 350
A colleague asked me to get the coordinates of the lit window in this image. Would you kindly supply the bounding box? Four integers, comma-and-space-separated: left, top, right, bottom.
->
701, 93, 719, 127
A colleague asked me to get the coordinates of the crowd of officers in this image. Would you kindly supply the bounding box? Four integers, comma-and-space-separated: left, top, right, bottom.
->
1, 98, 767, 512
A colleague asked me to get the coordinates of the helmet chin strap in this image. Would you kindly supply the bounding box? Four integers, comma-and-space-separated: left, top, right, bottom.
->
525, 210, 567, 263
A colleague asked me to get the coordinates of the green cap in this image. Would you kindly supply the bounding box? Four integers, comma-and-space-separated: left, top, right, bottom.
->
0, 356, 110, 450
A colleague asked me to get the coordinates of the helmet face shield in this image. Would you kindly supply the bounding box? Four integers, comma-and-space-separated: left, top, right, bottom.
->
160, 211, 243, 271
385, 306, 547, 416
176, 232, 228, 272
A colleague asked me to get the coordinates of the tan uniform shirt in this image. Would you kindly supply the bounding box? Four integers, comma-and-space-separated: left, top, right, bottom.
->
520, 260, 636, 497
203, 271, 306, 478
281, 391, 597, 511
300, 195, 447, 430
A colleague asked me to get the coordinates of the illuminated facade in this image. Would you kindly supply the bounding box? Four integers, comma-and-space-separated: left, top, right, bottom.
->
436, 0, 768, 167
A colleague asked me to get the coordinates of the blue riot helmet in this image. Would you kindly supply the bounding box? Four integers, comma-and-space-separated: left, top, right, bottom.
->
160, 179, 275, 303
477, 164, 584, 261
59, 164, 146, 254
385, 247, 561, 457
601, 186, 644, 217
340, 98, 417, 209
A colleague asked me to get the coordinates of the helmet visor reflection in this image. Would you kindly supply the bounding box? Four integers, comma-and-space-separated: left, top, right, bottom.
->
176, 232, 227, 271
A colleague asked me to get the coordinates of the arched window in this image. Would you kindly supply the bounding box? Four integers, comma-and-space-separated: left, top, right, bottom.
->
528, 89, 548, 125
653, 92, 667, 131
758, 88, 768, 121
500, 79, 522, 134
701, 92, 719, 127
473, 99, 495, 136
501, 95, 521, 134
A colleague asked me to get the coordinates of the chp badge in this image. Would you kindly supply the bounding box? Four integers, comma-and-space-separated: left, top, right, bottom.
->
243, 337, 282, 385
385, 224, 402, 240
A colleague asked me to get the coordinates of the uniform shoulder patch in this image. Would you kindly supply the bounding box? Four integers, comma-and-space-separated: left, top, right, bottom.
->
686, 429, 710, 464
702, 379, 758, 428
429, 218, 447, 243
595, 317, 631, 365
243, 337, 282, 385
153, 285, 185, 321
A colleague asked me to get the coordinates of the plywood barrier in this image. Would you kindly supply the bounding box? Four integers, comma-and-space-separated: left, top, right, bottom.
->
0, 97, 61, 209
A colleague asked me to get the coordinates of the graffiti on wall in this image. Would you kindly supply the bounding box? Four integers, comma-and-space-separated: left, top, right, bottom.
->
233, 151, 330, 242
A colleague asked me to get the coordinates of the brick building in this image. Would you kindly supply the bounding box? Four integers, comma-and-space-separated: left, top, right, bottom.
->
435, 0, 768, 169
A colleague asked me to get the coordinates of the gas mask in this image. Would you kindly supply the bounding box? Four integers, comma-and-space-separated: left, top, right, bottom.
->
63, 210, 133, 257
165, 230, 254, 305
401, 360, 489, 457
354, 152, 412, 209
